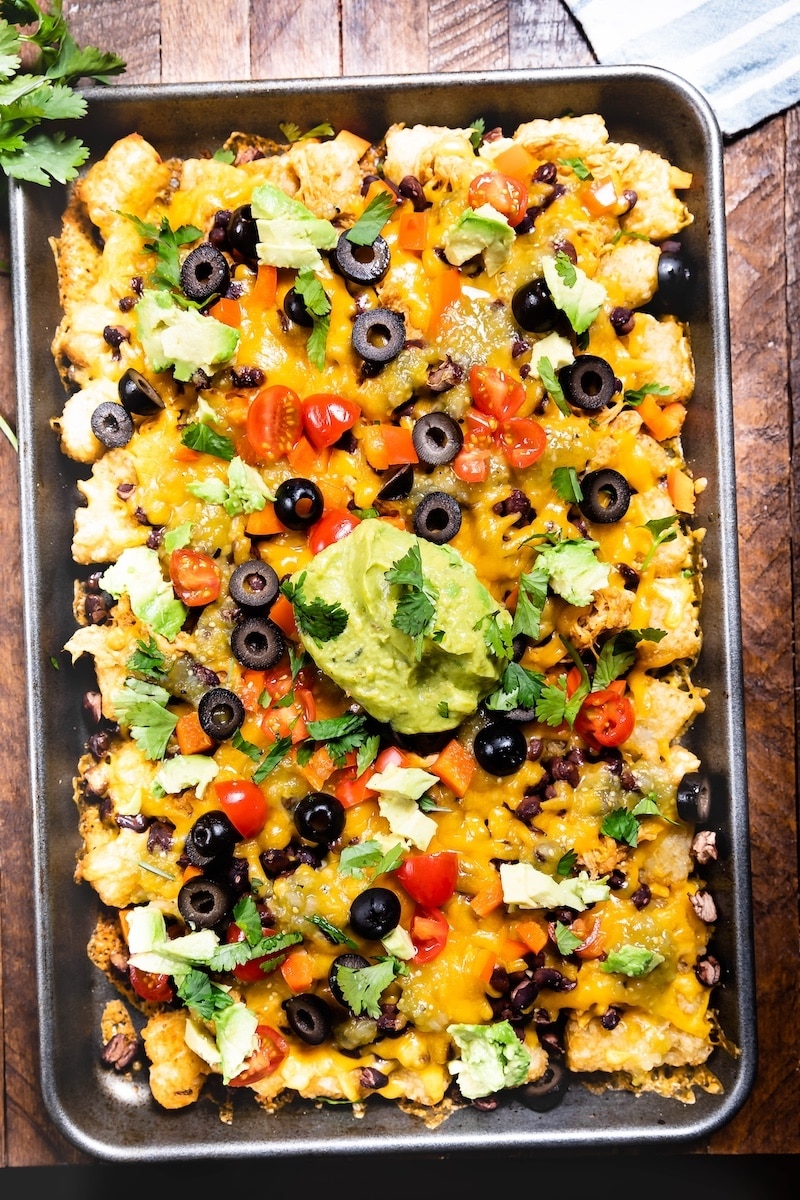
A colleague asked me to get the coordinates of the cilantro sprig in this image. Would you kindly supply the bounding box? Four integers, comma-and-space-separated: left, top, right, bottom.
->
123, 213, 202, 291
335, 957, 404, 1018
280, 572, 349, 645
623, 382, 671, 407
305, 713, 372, 768
338, 840, 405, 881
0, 0, 125, 186
279, 120, 334, 143
346, 190, 396, 246
385, 543, 438, 659
640, 515, 679, 572
180, 422, 235, 461
294, 268, 331, 371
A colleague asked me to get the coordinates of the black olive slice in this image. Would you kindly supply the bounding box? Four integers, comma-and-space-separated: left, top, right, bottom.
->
413, 491, 462, 544
118, 368, 164, 415
578, 468, 632, 524
180, 243, 231, 305
228, 560, 280, 610
412, 412, 464, 466
197, 687, 245, 741
178, 876, 231, 929
283, 993, 333, 1045
376, 463, 415, 502
227, 204, 259, 263
91, 401, 134, 448
676, 773, 711, 823
558, 355, 616, 411
474, 721, 528, 776
518, 1059, 570, 1112
294, 791, 346, 845
274, 477, 324, 530
352, 308, 406, 365
329, 953, 370, 1007
230, 616, 286, 671
511, 278, 558, 333
349, 887, 401, 940
184, 810, 239, 868
283, 286, 314, 327
333, 231, 390, 285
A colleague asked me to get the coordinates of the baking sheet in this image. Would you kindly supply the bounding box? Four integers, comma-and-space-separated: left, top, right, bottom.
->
10, 66, 756, 1161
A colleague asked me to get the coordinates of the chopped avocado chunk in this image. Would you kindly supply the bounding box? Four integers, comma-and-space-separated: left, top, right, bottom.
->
251, 183, 338, 269
126, 902, 220, 978
442, 204, 514, 276
600, 945, 666, 977
153, 754, 219, 799
447, 1020, 531, 1099
214, 1001, 260, 1083
136, 289, 239, 381
100, 546, 187, 640
289, 520, 509, 734
541, 253, 607, 335
187, 455, 272, 516
535, 539, 610, 608
500, 862, 610, 911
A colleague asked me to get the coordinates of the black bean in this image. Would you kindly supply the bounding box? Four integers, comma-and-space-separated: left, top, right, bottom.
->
397, 175, 429, 210
631, 884, 652, 910
534, 162, 557, 184
694, 955, 721, 987
509, 978, 537, 1011
609, 306, 635, 336
550, 757, 579, 788
359, 1066, 389, 1090
230, 366, 265, 388
147, 819, 175, 854
101, 1033, 139, 1072
87, 729, 112, 760
531, 967, 576, 992
116, 813, 149, 832
600, 1005, 622, 1030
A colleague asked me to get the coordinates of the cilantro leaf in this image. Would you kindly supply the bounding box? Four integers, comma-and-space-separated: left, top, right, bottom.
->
356, 732, 380, 777
551, 465, 583, 505
553, 249, 578, 287
623, 382, 671, 407
305, 713, 370, 767
593, 628, 665, 691
231, 729, 262, 761
475, 610, 513, 660
556, 849, 578, 877
294, 268, 331, 370
338, 839, 404, 880
279, 121, 334, 143
176, 969, 234, 1020
126, 635, 168, 681
335, 958, 401, 1018
469, 118, 485, 150
554, 920, 583, 955
601, 807, 639, 847
537, 354, 571, 417
511, 567, 549, 640
640, 515, 679, 572
112, 678, 177, 760
252, 734, 293, 782
346, 190, 396, 246
124, 213, 202, 291
180, 422, 235, 461
306, 915, 358, 949
385, 543, 437, 658
281, 573, 349, 645
559, 156, 593, 180
485, 661, 544, 713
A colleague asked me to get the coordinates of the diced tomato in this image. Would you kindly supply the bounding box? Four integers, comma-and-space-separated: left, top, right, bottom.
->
301, 393, 361, 450
334, 764, 378, 808
246, 385, 302, 462
262, 686, 316, 744
500, 416, 547, 469
575, 688, 635, 750
362, 424, 419, 470
225, 921, 283, 982
308, 508, 361, 555
228, 1025, 288, 1086
396, 852, 458, 908
128, 965, 174, 1004
169, 548, 221, 607
571, 915, 606, 960
214, 779, 268, 839
467, 170, 528, 227
469, 364, 526, 421
410, 904, 449, 963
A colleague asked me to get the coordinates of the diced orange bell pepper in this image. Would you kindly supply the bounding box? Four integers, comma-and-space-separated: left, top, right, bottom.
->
269, 593, 298, 640
637, 394, 685, 441
492, 143, 535, 183
430, 738, 475, 798
427, 269, 461, 335
473, 948, 498, 983
515, 919, 548, 955
667, 466, 696, 514
362, 424, 419, 471
175, 710, 216, 756
208, 296, 242, 327
245, 503, 285, 536
470, 874, 504, 918
297, 745, 339, 791
398, 210, 428, 253
173, 445, 202, 463
287, 433, 330, 477
500, 938, 529, 962
280, 948, 314, 993
246, 264, 277, 310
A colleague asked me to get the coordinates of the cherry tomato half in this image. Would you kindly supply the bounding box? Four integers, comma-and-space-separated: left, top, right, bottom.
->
575, 688, 635, 750
572, 915, 606, 961
246, 385, 302, 462
500, 417, 547, 469
396, 852, 458, 909
410, 904, 449, 963
308, 508, 361, 555
467, 170, 529, 227
452, 445, 490, 483
469, 364, 526, 421
225, 921, 282, 982
214, 779, 268, 839
129, 965, 174, 1004
228, 1024, 288, 1086
169, 548, 221, 607
301, 393, 361, 450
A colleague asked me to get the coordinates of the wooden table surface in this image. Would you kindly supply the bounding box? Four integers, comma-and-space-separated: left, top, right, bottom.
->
0, 0, 797, 1169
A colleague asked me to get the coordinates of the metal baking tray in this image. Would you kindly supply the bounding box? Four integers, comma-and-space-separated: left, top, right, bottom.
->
10, 66, 756, 1161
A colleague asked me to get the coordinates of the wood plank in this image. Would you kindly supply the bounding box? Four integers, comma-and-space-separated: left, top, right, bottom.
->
709, 115, 800, 1153
66, 0, 161, 84
160, 0, 250, 83
510, 0, 595, 68
251, 0, 342, 79
341, 0, 429, 75
428, 0, 508, 72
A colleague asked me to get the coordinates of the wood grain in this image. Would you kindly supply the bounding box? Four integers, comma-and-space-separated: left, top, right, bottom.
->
0, 0, 798, 1167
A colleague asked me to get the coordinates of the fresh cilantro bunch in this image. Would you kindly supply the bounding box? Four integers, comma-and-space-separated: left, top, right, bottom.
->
0, 0, 125, 186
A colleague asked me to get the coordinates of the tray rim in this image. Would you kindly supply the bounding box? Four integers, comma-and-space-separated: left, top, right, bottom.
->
10, 63, 757, 1161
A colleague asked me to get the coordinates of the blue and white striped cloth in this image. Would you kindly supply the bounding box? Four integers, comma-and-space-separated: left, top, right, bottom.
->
564, 0, 800, 136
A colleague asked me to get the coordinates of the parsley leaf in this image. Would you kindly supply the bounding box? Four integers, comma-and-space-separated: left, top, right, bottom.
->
305, 713, 370, 768
511, 566, 549, 641
280, 572, 348, 645
123, 213, 202, 291
551, 465, 583, 505
252, 734, 293, 782
126, 635, 168, 681
306, 915, 358, 949
335, 958, 401, 1018
556, 849, 578, 877
554, 920, 583, 955
559, 156, 593, 180
623, 382, 671, 407
601, 807, 640, 847
346, 190, 396, 246
385, 543, 438, 658
640, 515, 679, 572
180, 422, 235, 461
537, 354, 571, 417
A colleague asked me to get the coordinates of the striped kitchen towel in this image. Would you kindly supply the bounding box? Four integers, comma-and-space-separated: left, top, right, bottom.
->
563, 0, 800, 136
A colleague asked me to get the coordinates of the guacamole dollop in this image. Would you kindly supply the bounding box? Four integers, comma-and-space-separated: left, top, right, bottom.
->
291, 520, 509, 734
